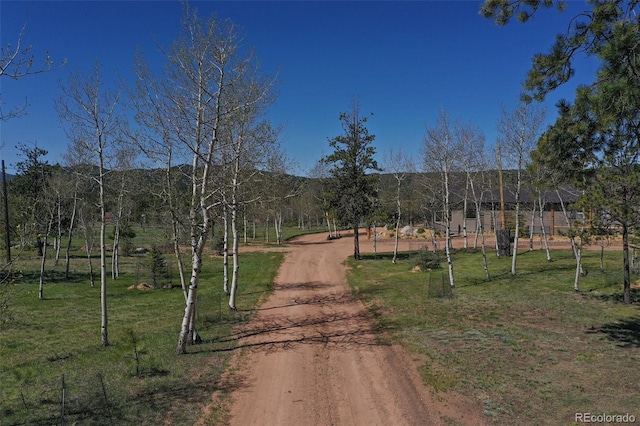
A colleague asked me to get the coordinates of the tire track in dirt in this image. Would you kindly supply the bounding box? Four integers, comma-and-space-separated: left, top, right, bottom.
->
205, 232, 485, 426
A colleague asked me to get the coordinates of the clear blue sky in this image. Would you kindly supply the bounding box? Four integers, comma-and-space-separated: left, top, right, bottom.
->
1, 0, 598, 175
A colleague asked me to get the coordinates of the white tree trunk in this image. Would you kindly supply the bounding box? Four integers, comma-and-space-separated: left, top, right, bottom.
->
166, 157, 187, 301
529, 200, 536, 251
275, 211, 283, 245
511, 164, 522, 276
473, 217, 480, 249
462, 178, 469, 249
111, 220, 120, 280
492, 203, 499, 257
574, 243, 581, 291
229, 157, 241, 310
55, 194, 62, 266
265, 213, 270, 242
325, 211, 331, 236
243, 207, 248, 244
469, 175, 490, 280
99, 155, 109, 347
64, 188, 78, 280
511, 200, 520, 276
38, 217, 54, 300
80, 213, 95, 288
478, 205, 491, 281
173, 218, 188, 302
229, 201, 240, 310
223, 204, 230, 295
177, 145, 212, 353
538, 194, 552, 261
393, 217, 400, 264
176, 229, 206, 353
444, 168, 455, 288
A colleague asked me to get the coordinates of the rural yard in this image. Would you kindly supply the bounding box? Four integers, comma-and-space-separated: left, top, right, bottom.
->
199, 231, 486, 425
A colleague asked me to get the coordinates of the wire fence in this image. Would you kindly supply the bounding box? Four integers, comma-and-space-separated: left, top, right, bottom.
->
427, 272, 454, 299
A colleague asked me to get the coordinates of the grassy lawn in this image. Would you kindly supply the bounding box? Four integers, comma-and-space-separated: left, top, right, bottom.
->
0, 245, 284, 425
347, 247, 640, 425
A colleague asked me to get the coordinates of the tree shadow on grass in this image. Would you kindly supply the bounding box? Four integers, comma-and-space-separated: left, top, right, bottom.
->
595, 288, 640, 304
587, 316, 640, 348
358, 252, 416, 261
18, 270, 89, 285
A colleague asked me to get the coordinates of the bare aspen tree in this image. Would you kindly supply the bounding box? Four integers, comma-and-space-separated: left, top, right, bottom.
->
497, 103, 545, 276
457, 122, 485, 250
225, 121, 281, 310
111, 149, 136, 279
37, 168, 70, 299
261, 148, 293, 247
537, 191, 552, 260
57, 62, 125, 347
308, 160, 335, 238
150, 7, 275, 354
419, 173, 442, 254
172, 10, 235, 353
62, 162, 98, 286
38, 210, 54, 300
130, 53, 189, 300
64, 181, 79, 280
36, 170, 57, 300
75, 196, 97, 288
1, 21, 65, 121
384, 148, 414, 264
458, 124, 491, 279
528, 159, 553, 261
423, 110, 462, 288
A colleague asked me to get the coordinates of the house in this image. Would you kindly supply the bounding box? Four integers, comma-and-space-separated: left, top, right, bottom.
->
426, 170, 581, 237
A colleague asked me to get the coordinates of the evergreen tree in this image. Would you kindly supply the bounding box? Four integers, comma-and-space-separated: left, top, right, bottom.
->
484, 0, 640, 303
323, 101, 380, 260
146, 245, 169, 289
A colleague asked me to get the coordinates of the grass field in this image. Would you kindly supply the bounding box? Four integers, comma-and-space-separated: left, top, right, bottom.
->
0, 240, 284, 425
346, 247, 640, 425
4, 227, 639, 425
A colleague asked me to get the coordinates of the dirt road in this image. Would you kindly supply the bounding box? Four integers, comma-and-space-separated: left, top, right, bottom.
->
211, 232, 483, 426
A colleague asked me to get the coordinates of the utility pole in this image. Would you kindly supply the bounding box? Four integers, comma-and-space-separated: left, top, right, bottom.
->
496, 144, 510, 257
497, 143, 506, 229
2, 160, 11, 263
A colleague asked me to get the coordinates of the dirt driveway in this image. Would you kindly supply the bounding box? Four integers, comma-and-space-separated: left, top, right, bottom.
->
204, 232, 485, 425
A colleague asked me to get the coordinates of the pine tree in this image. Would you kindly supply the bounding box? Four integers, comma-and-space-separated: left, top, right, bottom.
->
146, 245, 168, 289
323, 101, 380, 260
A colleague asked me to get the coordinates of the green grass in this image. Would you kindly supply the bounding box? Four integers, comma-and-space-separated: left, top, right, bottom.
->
0, 245, 284, 426
347, 248, 640, 425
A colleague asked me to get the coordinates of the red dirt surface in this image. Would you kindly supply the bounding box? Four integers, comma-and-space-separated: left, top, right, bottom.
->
201, 232, 486, 425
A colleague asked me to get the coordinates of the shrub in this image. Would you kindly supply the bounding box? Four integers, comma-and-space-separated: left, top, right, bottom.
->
416, 246, 441, 270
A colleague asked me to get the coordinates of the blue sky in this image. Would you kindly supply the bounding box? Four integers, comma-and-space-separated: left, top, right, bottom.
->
1, 1, 598, 175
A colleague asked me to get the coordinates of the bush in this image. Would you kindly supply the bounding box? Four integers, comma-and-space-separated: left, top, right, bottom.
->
416, 246, 441, 270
